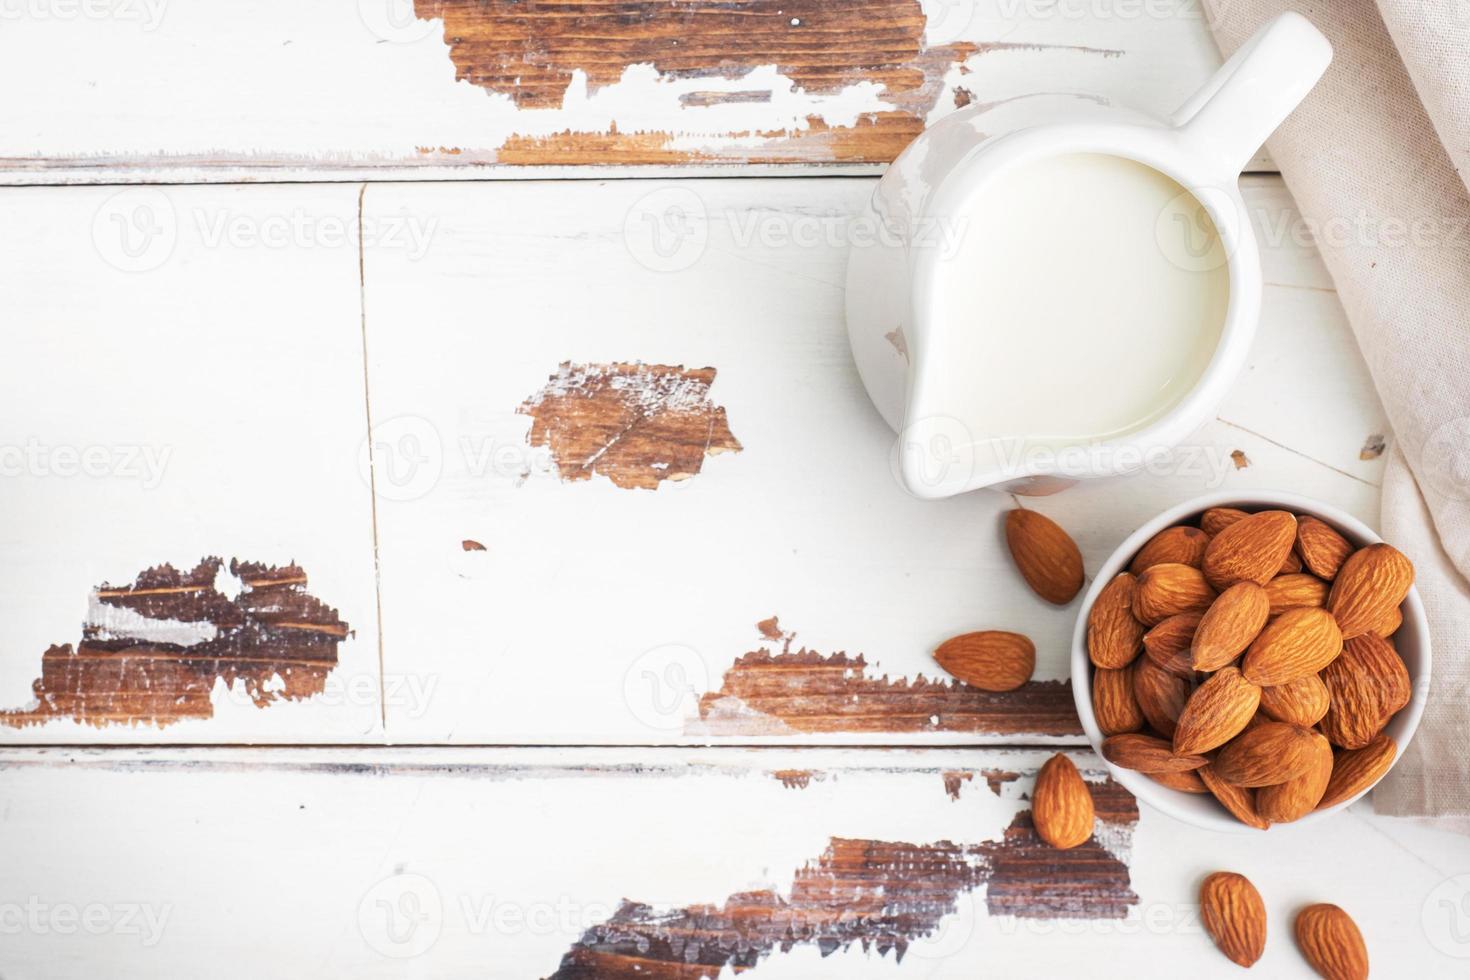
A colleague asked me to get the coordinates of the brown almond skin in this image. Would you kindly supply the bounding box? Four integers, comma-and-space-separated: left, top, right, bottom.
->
1297, 515, 1355, 580
1133, 563, 1217, 625
933, 631, 1035, 693
1317, 734, 1397, 810
1371, 603, 1403, 637
1213, 722, 1320, 787
1259, 673, 1331, 727
1278, 549, 1304, 575
1200, 871, 1267, 968
1328, 543, 1415, 639
1201, 507, 1248, 536
1148, 768, 1209, 794
1199, 763, 1271, 829
1241, 607, 1344, 687
1173, 667, 1262, 755
1192, 581, 1270, 671
1258, 730, 1333, 822
1005, 509, 1085, 605
1092, 665, 1145, 736
1101, 733, 1208, 773
1087, 572, 1146, 669
1203, 510, 1299, 590
1265, 573, 1330, 616
1320, 633, 1411, 749
1130, 525, 1210, 574
1294, 904, 1368, 980
1133, 656, 1191, 739
1032, 754, 1095, 849
1143, 612, 1204, 678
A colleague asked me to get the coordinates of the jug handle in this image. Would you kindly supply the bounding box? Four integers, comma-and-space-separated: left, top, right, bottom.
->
1170, 12, 1332, 179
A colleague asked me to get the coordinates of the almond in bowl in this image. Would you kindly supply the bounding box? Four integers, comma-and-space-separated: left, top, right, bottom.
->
1071, 492, 1430, 832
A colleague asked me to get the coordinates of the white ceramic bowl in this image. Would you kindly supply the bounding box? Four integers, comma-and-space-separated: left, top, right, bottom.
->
1070, 490, 1431, 832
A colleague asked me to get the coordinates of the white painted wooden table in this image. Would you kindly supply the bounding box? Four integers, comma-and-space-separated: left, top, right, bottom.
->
2, 2, 1468, 978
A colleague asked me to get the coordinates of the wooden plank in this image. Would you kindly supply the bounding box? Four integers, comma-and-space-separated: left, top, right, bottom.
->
0, 745, 1461, 977
362, 174, 1381, 744
0, 0, 1271, 183
0, 184, 382, 743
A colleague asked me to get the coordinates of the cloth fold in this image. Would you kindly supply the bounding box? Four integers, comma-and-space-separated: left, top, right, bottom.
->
1203, 0, 1470, 823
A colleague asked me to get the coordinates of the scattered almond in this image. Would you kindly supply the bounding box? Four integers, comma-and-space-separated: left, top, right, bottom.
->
1297, 516, 1354, 580
1173, 667, 1261, 755
1005, 509, 1085, 605
1101, 733, 1208, 774
1132, 656, 1191, 740
1257, 730, 1333, 822
1130, 525, 1210, 573
1134, 562, 1217, 625
1199, 871, 1267, 968
1087, 572, 1146, 669
1202, 510, 1298, 589
1240, 607, 1344, 687
1317, 734, 1397, 811
933, 631, 1035, 693
1328, 543, 1415, 639
1294, 904, 1368, 980
1191, 581, 1270, 671
1142, 612, 1204, 678
1032, 754, 1095, 849
1319, 633, 1410, 749
1201, 506, 1248, 536
1264, 573, 1329, 616
1258, 673, 1331, 727
1199, 764, 1271, 829
1092, 665, 1145, 736
1212, 722, 1320, 787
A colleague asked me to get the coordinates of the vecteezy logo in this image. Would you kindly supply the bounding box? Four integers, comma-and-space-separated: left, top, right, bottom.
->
622, 186, 709, 272
889, 415, 977, 494
1154, 185, 1236, 273
1423, 874, 1470, 959
358, 873, 443, 958
921, 0, 976, 44
91, 188, 178, 272
358, 415, 444, 502
357, 0, 437, 43
623, 644, 708, 731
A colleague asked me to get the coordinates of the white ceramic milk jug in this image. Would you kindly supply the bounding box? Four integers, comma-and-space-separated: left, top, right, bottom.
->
846, 13, 1332, 499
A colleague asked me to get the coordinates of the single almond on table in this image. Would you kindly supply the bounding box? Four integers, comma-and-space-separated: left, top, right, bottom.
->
1088, 572, 1146, 669
1319, 632, 1411, 749
1101, 733, 1208, 773
1328, 542, 1415, 639
1203, 510, 1299, 589
1192, 581, 1270, 670
1032, 753, 1095, 849
1241, 607, 1344, 687
1143, 612, 1204, 678
1173, 667, 1261, 755
1317, 734, 1397, 810
1264, 573, 1329, 616
1092, 665, 1145, 736
1201, 506, 1248, 536
1259, 673, 1331, 727
1130, 525, 1210, 573
1148, 768, 1208, 794
1294, 904, 1369, 980
1200, 871, 1267, 968
933, 631, 1035, 692
1133, 656, 1191, 739
1296, 515, 1354, 580
1005, 509, 1085, 605
1199, 763, 1271, 829
1258, 730, 1334, 823
1212, 722, 1320, 787
1133, 562, 1217, 625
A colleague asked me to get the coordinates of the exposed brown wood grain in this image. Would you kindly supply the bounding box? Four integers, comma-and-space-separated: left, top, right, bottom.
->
772, 768, 814, 789
548, 769, 1137, 978
694, 621, 1082, 736
518, 362, 742, 490
2, 558, 347, 728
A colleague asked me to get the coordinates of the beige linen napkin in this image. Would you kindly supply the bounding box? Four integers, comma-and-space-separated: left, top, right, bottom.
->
1203, 0, 1470, 822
